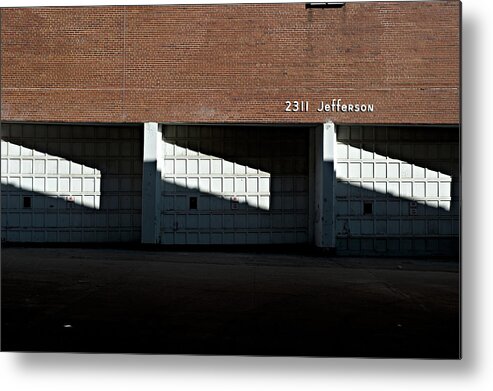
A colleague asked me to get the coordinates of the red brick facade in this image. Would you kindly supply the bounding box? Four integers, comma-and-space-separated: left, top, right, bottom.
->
0, 2, 460, 125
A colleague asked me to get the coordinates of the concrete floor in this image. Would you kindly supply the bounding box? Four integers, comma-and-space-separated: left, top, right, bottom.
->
1, 247, 460, 358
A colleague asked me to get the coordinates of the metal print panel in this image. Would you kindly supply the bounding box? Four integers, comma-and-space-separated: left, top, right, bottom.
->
1, 0, 461, 358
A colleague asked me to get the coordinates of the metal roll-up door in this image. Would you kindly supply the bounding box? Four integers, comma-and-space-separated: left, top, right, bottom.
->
1, 123, 142, 242
334, 125, 460, 256
159, 125, 310, 245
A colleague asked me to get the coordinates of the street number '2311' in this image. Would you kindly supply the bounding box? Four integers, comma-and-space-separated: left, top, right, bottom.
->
285, 100, 309, 112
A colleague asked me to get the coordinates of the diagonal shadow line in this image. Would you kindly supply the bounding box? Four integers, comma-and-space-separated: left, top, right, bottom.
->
162, 125, 311, 176
1, 171, 459, 249
339, 125, 460, 177
1, 123, 143, 173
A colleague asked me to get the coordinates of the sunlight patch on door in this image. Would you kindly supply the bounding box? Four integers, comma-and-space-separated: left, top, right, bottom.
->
161, 141, 271, 211
1, 140, 101, 209
336, 153, 453, 211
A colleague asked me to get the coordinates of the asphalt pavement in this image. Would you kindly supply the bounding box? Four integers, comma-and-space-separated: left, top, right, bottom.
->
1, 247, 460, 358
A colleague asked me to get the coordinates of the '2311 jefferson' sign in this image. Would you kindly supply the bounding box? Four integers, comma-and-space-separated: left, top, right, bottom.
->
285, 99, 374, 113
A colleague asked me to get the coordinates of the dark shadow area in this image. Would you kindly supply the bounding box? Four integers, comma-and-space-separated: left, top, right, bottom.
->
334, 181, 460, 256
157, 173, 310, 245
1, 248, 460, 358
1, 182, 141, 243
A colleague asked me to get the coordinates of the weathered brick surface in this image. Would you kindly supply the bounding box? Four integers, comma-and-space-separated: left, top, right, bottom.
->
0, 2, 460, 124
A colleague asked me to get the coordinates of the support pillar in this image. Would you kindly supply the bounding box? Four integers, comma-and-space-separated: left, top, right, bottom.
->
314, 121, 336, 249
141, 122, 162, 244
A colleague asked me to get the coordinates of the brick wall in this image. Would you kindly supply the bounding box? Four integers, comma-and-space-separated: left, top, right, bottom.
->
0, 2, 460, 125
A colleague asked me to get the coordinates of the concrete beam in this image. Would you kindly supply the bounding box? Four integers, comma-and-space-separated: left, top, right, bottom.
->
141, 122, 162, 244
314, 121, 336, 249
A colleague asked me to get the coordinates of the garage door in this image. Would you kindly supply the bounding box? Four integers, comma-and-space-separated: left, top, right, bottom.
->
1, 123, 142, 242
334, 125, 460, 256
159, 125, 310, 244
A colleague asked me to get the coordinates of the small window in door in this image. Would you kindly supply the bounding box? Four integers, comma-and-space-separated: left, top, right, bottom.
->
23, 196, 32, 209
363, 201, 373, 215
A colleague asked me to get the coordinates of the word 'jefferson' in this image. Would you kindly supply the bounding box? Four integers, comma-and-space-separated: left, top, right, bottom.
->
317, 99, 374, 113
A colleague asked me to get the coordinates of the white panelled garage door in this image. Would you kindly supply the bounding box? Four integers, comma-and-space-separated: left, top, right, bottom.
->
334, 125, 460, 256
159, 125, 310, 245
1, 123, 142, 242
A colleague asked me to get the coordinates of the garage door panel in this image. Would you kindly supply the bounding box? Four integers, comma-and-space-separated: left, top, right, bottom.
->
160, 125, 310, 245
1, 123, 142, 242
335, 125, 460, 256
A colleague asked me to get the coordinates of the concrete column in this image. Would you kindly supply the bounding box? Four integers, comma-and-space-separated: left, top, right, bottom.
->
314, 121, 336, 249
141, 122, 162, 244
